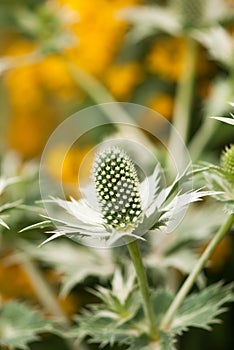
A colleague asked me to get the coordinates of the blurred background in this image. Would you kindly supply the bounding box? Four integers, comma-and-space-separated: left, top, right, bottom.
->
0, 1, 234, 349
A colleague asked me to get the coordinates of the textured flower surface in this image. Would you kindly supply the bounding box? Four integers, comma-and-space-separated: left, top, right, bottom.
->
41, 147, 215, 247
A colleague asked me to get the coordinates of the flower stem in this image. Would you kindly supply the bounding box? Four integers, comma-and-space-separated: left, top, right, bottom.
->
161, 213, 234, 330
172, 37, 197, 144
126, 240, 157, 339
20, 255, 69, 322
167, 37, 197, 173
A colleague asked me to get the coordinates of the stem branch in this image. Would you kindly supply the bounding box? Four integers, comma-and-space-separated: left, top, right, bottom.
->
161, 213, 234, 330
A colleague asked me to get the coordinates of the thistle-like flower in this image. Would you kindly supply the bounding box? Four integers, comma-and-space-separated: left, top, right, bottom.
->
41, 147, 213, 247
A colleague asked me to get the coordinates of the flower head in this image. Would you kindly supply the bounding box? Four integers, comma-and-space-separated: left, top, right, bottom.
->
93, 148, 142, 232
42, 147, 212, 247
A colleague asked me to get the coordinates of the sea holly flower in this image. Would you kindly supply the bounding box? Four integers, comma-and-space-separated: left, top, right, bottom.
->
40, 147, 215, 247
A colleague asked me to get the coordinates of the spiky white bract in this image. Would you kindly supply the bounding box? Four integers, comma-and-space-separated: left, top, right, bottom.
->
41, 147, 216, 247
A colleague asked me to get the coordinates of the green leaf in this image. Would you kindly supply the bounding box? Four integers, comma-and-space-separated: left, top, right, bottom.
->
88, 268, 141, 325
160, 331, 176, 350
171, 282, 234, 334
0, 302, 55, 350
72, 312, 137, 348
72, 288, 177, 349
21, 240, 114, 296
126, 331, 176, 350
126, 334, 150, 350
151, 290, 173, 327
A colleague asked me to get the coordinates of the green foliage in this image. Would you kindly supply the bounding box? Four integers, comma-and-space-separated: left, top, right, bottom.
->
0, 1, 76, 54
125, 332, 176, 350
171, 282, 234, 334
0, 301, 55, 350
121, 0, 234, 42
21, 240, 114, 296
71, 275, 234, 349
196, 158, 234, 214
71, 269, 141, 347
0, 176, 21, 229
73, 313, 137, 348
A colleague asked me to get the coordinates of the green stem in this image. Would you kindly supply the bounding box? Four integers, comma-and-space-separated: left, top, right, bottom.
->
188, 116, 217, 161
20, 255, 69, 322
161, 213, 234, 330
174, 37, 198, 143
126, 240, 157, 339
167, 37, 197, 171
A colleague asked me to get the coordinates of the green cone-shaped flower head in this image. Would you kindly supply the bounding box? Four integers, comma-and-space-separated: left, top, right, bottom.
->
93, 148, 143, 232
221, 144, 234, 180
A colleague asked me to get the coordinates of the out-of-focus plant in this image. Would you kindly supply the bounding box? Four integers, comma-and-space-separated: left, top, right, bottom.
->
0, 1, 234, 350
121, 0, 234, 162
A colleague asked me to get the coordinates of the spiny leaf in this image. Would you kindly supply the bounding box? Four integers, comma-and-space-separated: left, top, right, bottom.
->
21, 240, 114, 296
126, 334, 151, 350
87, 268, 141, 325
160, 331, 177, 350
126, 331, 176, 350
171, 282, 234, 334
72, 312, 137, 348
0, 302, 55, 350
151, 290, 173, 327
